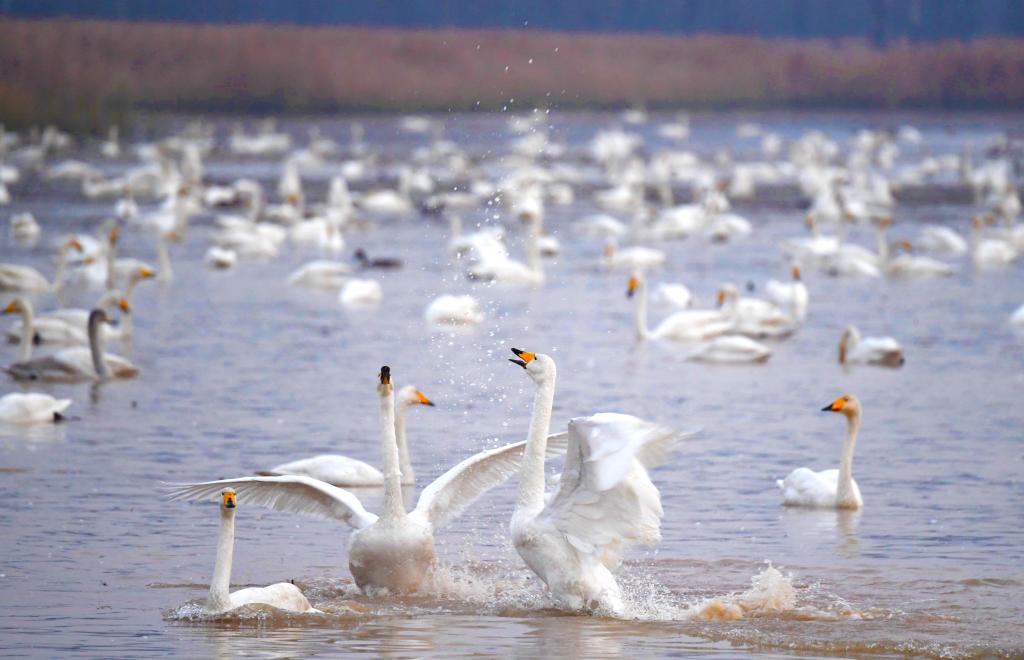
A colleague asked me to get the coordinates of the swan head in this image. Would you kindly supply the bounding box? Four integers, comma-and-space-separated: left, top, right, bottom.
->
509, 347, 555, 384
838, 325, 860, 364
805, 213, 816, 229
398, 385, 434, 407
716, 283, 739, 307
626, 273, 643, 298
2, 298, 27, 315
791, 264, 802, 281
822, 394, 861, 418
378, 365, 393, 395
221, 489, 236, 509
64, 237, 83, 252
895, 239, 913, 254
876, 216, 893, 228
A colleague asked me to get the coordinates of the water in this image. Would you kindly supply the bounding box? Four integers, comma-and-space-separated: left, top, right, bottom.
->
1, 111, 1022, 658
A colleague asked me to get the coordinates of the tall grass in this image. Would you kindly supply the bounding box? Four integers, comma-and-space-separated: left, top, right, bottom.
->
1, 18, 1022, 131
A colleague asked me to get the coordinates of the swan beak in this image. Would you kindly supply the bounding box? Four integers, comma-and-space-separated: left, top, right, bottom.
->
118, 298, 131, 313
509, 347, 535, 369
822, 397, 845, 412
414, 390, 434, 406
222, 491, 236, 508
626, 276, 638, 298
109, 227, 119, 244
716, 290, 726, 306
139, 267, 155, 279
379, 366, 391, 385
68, 238, 83, 251
166, 231, 182, 243
2, 301, 18, 314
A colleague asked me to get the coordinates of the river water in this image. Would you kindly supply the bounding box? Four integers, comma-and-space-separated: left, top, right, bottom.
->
0, 111, 1022, 658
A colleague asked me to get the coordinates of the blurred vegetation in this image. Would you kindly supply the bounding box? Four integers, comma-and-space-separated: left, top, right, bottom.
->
1, 19, 1023, 132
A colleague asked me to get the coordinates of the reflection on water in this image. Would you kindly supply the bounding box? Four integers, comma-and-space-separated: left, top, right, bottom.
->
0, 111, 1022, 658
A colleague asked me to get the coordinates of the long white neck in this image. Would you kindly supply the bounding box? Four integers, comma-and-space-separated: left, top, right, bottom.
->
379, 386, 406, 521
633, 282, 652, 340
105, 239, 118, 291
88, 314, 110, 379
157, 236, 173, 283
515, 373, 556, 515
208, 508, 235, 612
15, 302, 33, 363
526, 221, 543, 277
875, 226, 889, 263
53, 244, 71, 293
836, 411, 860, 506
394, 401, 415, 485
449, 215, 462, 240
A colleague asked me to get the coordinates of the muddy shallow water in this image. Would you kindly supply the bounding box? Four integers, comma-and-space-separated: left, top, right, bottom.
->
0, 111, 1022, 658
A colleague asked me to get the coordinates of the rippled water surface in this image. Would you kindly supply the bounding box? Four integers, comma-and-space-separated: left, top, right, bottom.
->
1, 112, 1023, 658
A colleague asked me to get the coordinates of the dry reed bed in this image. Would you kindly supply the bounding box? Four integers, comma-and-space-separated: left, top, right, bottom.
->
1, 18, 1023, 130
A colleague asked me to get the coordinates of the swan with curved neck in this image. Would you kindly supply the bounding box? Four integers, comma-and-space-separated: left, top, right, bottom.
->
838, 325, 904, 368
466, 215, 544, 285
171, 366, 570, 595
5, 291, 133, 346
627, 272, 732, 342
507, 348, 679, 614
206, 489, 318, 614
258, 385, 433, 487
777, 395, 864, 509
0, 237, 82, 295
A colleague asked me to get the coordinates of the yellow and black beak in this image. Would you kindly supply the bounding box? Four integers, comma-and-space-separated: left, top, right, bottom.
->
509, 347, 536, 369
139, 267, 155, 279
415, 390, 435, 407
109, 227, 119, 244
68, 238, 83, 251
626, 275, 638, 298
118, 298, 131, 313
821, 397, 845, 412
2, 301, 18, 314
379, 366, 391, 385
222, 491, 236, 509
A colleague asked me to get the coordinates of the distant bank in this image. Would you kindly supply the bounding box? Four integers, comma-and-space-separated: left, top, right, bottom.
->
0, 19, 1022, 131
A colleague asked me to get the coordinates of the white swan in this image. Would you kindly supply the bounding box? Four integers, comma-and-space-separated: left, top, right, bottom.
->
885, 241, 954, 278
688, 335, 772, 363
777, 394, 864, 509
654, 282, 693, 309
6, 309, 139, 382
1011, 303, 1024, 326
5, 293, 130, 346
917, 224, 967, 256
10, 212, 40, 244
424, 295, 484, 326
507, 348, 680, 613
716, 283, 797, 338
780, 214, 839, 263
0, 237, 81, 293
202, 489, 318, 614
287, 260, 351, 289
339, 279, 382, 306
970, 215, 1017, 268
205, 246, 237, 270
765, 265, 809, 322
839, 325, 904, 368
170, 366, 569, 595
258, 385, 434, 487
602, 241, 666, 270
467, 216, 545, 286
0, 392, 72, 424
628, 272, 733, 341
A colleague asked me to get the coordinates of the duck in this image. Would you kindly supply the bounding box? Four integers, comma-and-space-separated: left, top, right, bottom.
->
170, 366, 570, 595
6, 309, 140, 382
257, 385, 435, 487
838, 325, 904, 368
0, 237, 82, 293
424, 295, 484, 326
765, 265, 809, 322
777, 395, 864, 509
628, 272, 733, 341
0, 392, 72, 424
506, 349, 682, 614
200, 489, 319, 614
354, 249, 403, 270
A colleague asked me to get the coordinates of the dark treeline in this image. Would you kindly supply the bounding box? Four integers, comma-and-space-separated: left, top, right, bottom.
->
2, 0, 1024, 44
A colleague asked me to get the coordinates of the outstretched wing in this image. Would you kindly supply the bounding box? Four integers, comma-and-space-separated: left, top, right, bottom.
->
166, 475, 378, 530
412, 432, 570, 530
544, 414, 678, 564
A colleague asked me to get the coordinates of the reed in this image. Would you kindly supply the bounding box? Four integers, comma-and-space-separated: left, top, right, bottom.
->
1, 18, 1022, 131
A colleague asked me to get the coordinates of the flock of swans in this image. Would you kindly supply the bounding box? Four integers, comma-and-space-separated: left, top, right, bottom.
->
0, 112, 1021, 618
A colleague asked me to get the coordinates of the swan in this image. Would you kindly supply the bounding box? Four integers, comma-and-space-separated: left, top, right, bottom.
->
6, 309, 140, 382
447, 216, 508, 262
654, 282, 693, 309
258, 385, 435, 487
885, 241, 954, 278
200, 489, 318, 614
9, 212, 40, 244
780, 214, 839, 263
424, 295, 484, 326
705, 212, 752, 243
970, 215, 1017, 268
917, 224, 967, 255
170, 366, 569, 595
205, 246, 237, 270
287, 260, 351, 289
506, 348, 680, 613
5, 293, 129, 346
716, 283, 797, 338
339, 279, 382, 307
838, 325, 904, 368
467, 216, 545, 286
0, 237, 81, 293
688, 335, 771, 363
0, 392, 72, 424
765, 265, 809, 322
602, 241, 666, 270
777, 394, 864, 509
628, 272, 733, 341
572, 214, 627, 240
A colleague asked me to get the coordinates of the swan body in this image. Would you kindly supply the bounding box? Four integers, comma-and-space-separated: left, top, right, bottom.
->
6, 292, 130, 346
778, 395, 863, 509
885, 253, 954, 278
424, 295, 484, 326
573, 214, 627, 239
205, 246, 237, 270
628, 273, 732, 341
0, 393, 71, 424
203, 490, 317, 614
603, 242, 666, 270
287, 260, 351, 289
171, 367, 570, 595
259, 385, 434, 487
358, 190, 412, 216
0, 264, 52, 293
917, 225, 967, 255
765, 266, 809, 321
467, 218, 544, 285
9, 213, 40, 243
447, 217, 508, 262
706, 212, 752, 242
655, 283, 693, 309
689, 335, 771, 363
824, 252, 882, 278
1012, 303, 1024, 326
339, 279, 382, 306
971, 215, 1017, 268
839, 325, 903, 368
507, 349, 679, 614
717, 283, 797, 338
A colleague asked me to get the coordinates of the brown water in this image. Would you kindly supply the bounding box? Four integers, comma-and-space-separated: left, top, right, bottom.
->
1, 112, 1022, 658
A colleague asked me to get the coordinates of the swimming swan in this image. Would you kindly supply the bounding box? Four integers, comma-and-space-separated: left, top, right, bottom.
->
777, 395, 864, 509
203, 489, 318, 614
257, 385, 435, 487
506, 348, 681, 614
0, 237, 82, 293
0, 392, 72, 424
170, 366, 569, 595
628, 272, 733, 341
838, 325, 904, 368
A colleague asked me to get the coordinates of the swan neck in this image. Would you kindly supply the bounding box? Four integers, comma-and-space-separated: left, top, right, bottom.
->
105, 240, 117, 291
88, 314, 110, 379
634, 281, 651, 340
157, 236, 172, 282
394, 401, 414, 484
837, 411, 860, 504
526, 223, 543, 276
379, 387, 406, 521
876, 226, 889, 263
208, 508, 235, 612
516, 374, 556, 515
53, 244, 70, 292
16, 301, 33, 363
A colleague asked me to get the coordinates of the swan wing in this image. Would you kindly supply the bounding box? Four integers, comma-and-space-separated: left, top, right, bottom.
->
543, 414, 672, 560
412, 432, 569, 530
166, 475, 378, 530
